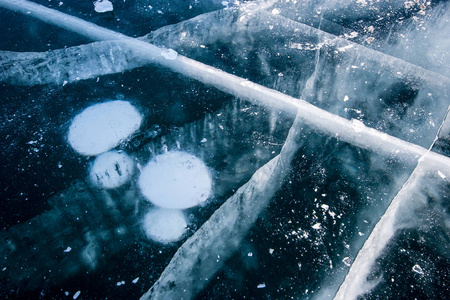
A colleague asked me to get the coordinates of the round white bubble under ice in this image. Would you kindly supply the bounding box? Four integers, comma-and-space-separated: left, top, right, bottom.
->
68, 100, 142, 156
142, 208, 187, 244
89, 151, 135, 189
138, 151, 212, 209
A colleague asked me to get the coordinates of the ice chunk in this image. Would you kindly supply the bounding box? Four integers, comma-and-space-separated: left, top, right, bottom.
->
412, 264, 424, 275
73, 291, 81, 299
138, 151, 212, 209
89, 151, 135, 189
68, 100, 142, 156
93, 0, 113, 13
160, 48, 178, 60
142, 208, 187, 244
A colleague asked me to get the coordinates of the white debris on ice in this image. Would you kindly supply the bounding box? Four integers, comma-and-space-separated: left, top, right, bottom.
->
93, 0, 113, 13
73, 291, 81, 299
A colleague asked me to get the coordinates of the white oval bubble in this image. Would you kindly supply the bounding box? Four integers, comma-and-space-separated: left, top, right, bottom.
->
68, 100, 142, 156
89, 151, 135, 189
142, 208, 187, 244
138, 151, 212, 209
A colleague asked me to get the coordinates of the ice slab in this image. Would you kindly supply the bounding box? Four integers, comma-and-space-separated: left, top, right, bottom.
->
68, 100, 142, 156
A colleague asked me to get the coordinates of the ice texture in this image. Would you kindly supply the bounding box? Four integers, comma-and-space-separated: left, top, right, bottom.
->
0, 0, 449, 299
68, 100, 142, 156
138, 151, 212, 209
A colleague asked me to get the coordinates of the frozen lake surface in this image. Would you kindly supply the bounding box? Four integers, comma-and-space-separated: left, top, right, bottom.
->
0, 0, 449, 299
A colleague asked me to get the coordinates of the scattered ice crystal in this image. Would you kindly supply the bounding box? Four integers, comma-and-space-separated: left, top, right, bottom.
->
138, 151, 212, 209
93, 0, 113, 13
68, 100, 142, 156
342, 257, 352, 267
312, 223, 322, 230
132, 277, 139, 284
257, 283, 266, 288
142, 208, 188, 244
63, 247, 72, 253
412, 264, 424, 275
89, 151, 135, 189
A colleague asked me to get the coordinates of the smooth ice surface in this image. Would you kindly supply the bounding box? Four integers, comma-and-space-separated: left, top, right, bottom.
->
89, 151, 134, 189
93, 0, 113, 13
67, 100, 142, 156
1, 0, 450, 299
142, 208, 187, 244
138, 151, 212, 209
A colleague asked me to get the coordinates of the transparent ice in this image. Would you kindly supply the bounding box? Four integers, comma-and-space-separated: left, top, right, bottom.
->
0, 0, 449, 299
